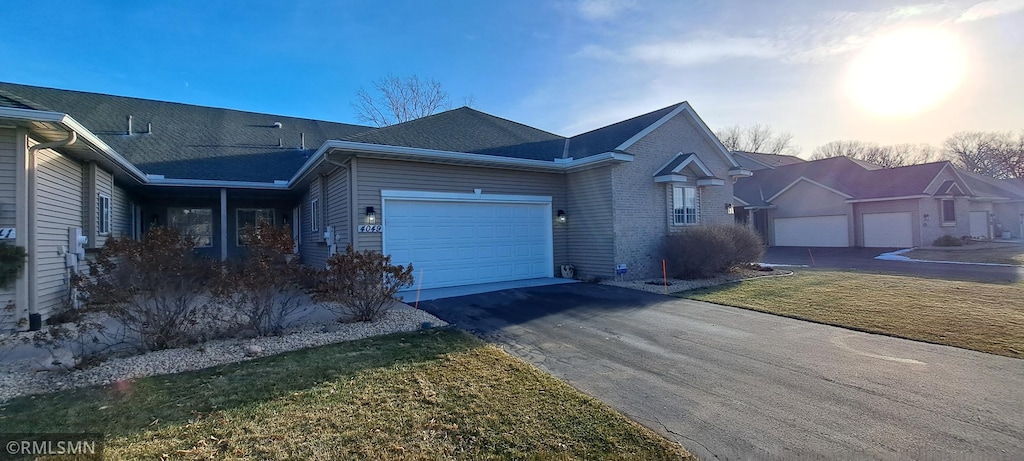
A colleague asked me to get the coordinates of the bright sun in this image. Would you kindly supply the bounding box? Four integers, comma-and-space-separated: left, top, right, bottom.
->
844, 27, 968, 117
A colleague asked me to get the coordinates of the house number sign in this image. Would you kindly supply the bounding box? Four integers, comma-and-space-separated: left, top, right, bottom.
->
357, 225, 382, 233
0, 228, 15, 239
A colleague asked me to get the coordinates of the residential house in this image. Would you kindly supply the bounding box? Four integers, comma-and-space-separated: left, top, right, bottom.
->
0, 82, 749, 331
733, 155, 1024, 247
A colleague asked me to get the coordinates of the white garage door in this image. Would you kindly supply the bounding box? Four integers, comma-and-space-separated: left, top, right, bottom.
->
774, 215, 849, 247
969, 211, 989, 239
383, 193, 553, 290
863, 212, 914, 248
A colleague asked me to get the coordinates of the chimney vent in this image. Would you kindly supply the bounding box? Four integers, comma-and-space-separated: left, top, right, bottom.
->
273, 121, 283, 129
278, 138, 283, 148
126, 115, 133, 135
300, 132, 305, 150
146, 122, 152, 134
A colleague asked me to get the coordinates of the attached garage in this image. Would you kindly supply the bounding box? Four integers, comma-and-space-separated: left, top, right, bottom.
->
773, 215, 849, 247
862, 212, 914, 248
382, 190, 553, 290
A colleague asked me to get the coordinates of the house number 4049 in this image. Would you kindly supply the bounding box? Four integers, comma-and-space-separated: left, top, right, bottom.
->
358, 225, 382, 233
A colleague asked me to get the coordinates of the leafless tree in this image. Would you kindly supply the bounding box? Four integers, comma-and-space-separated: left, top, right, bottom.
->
810, 140, 937, 168
714, 124, 799, 155
943, 131, 1024, 179
353, 74, 452, 127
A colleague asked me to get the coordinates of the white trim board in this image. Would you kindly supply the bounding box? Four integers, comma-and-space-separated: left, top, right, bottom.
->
615, 102, 742, 168
768, 176, 853, 202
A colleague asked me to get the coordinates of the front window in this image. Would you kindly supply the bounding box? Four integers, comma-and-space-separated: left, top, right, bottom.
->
311, 198, 320, 232
673, 186, 698, 225
237, 208, 275, 246
167, 208, 213, 247
97, 194, 111, 235
941, 199, 956, 225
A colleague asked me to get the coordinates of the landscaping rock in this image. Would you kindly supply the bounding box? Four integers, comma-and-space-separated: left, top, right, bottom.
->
244, 344, 263, 357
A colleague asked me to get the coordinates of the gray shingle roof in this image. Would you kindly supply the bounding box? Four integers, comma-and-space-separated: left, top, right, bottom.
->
566, 103, 682, 159
735, 156, 1024, 206
342, 107, 567, 161
0, 82, 375, 182
732, 151, 805, 170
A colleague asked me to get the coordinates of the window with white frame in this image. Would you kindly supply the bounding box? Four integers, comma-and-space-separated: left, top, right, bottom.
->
97, 194, 111, 235
311, 198, 320, 232
167, 208, 213, 247
237, 208, 275, 246
672, 186, 698, 225
292, 206, 302, 246
941, 199, 956, 225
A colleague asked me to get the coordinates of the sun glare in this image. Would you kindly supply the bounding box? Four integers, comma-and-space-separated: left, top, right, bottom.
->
844, 27, 968, 117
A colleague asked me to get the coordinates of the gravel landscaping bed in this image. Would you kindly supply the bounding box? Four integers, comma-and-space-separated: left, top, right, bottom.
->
602, 267, 793, 295
0, 307, 446, 403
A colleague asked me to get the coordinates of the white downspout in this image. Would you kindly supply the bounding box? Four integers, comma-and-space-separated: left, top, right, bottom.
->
26, 131, 77, 330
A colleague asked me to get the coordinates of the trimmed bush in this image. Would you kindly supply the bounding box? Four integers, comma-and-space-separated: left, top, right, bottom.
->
932, 235, 964, 247
661, 225, 765, 279
0, 242, 26, 290
313, 245, 414, 322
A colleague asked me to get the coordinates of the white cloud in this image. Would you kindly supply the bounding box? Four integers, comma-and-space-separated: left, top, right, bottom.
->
957, 0, 1024, 21
576, 0, 636, 21
579, 36, 787, 68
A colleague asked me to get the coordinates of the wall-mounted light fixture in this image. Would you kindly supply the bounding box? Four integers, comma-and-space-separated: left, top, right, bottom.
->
725, 203, 734, 215
557, 210, 567, 223
365, 206, 376, 224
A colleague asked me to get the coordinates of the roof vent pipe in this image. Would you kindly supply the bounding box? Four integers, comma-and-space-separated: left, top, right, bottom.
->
300, 132, 305, 150
273, 122, 282, 129
278, 138, 283, 148
146, 122, 152, 134
126, 115, 132, 135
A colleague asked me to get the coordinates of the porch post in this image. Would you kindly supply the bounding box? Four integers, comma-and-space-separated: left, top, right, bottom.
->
220, 188, 228, 261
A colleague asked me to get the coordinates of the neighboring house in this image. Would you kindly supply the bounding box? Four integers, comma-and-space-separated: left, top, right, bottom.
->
733, 155, 1024, 248
0, 82, 750, 331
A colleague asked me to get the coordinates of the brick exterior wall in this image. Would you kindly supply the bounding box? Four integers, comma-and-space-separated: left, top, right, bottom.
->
612, 110, 736, 279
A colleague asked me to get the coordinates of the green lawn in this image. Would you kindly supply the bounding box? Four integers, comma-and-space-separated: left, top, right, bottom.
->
682, 270, 1024, 359
904, 242, 1024, 265
0, 328, 691, 460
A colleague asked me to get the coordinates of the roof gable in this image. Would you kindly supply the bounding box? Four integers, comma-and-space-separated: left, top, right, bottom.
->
565, 104, 681, 159
613, 102, 742, 169
342, 107, 566, 161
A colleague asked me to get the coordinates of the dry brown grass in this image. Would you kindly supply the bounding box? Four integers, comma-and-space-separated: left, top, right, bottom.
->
906, 242, 1024, 265
1, 329, 692, 460
683, 270, 1024, 358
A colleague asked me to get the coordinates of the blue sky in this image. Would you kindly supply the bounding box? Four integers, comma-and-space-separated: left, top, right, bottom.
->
1, 0, 1022, 156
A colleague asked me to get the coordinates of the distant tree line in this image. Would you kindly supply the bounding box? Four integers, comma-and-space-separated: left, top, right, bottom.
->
719, 123, 1024, 179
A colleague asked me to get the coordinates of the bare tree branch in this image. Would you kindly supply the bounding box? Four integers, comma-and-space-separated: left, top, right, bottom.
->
810, 140, 937, 168
714, 124, 799, 155
944, 131, 1024, 179
352, 74, 452, 127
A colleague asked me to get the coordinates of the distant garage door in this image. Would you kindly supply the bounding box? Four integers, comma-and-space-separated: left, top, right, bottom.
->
863, 212, 914, 248
382, 191, 553, 290
774, 215, 849, 247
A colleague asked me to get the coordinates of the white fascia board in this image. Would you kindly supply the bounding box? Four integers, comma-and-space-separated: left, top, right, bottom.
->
844, 194, 928, 203
654, 174, 689, 183
563, 152, 633, 172
945, 163, 977, 196
381, 189, 551, 204
675, 154, 714, 177
696, 178, 725, 186
615, 102, 742, 169
733, 152, 774, 170
728, 168, 753, 177
146, 177, 290, 190
0, 107, 149, 183
732, 196, 751, 206
768, 176, 853, 202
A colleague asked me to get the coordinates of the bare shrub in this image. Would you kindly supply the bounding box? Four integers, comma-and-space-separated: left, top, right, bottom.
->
933, 235, 964, 247
662, 225, 765, 279
211, 223, 305, 336
313, 245, 414, 322
79, 227, 214, 352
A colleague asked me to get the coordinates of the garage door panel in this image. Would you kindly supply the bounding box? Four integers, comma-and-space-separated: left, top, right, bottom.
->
863, 212, 913, 248
774, 215, 849, 247
384, 199, 552, 289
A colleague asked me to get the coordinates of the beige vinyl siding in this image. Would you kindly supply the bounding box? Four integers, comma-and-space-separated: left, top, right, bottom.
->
353, 158, 568, 269
0, 129, 16, 309
299, 177, 328, 268
326, 166, 350, 249
92, 166, 114, 247
35, 145, 84, 318
111, 183, 130, 238
567, 166, 614, 280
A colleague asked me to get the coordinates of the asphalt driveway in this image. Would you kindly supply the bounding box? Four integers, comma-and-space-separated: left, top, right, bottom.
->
764, 246, 1024, 283
419, 283, 1024, 460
